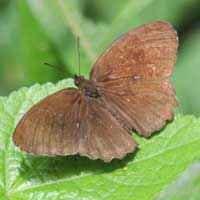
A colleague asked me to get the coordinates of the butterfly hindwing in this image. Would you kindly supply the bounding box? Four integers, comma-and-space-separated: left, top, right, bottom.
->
102, 79, 177, 136
77, 97, 136, 162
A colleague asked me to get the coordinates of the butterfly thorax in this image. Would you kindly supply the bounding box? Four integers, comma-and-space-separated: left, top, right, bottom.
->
74, 75, 101, 98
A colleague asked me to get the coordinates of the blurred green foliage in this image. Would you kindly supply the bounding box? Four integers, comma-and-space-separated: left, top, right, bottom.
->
0, 0, 200, 115
155, 163, 200, 200
0, 0, 200, 199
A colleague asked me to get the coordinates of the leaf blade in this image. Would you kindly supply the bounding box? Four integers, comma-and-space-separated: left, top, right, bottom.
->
0, 80, 200, 199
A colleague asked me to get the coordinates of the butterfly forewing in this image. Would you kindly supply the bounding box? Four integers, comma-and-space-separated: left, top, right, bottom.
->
90, 21, 178, 82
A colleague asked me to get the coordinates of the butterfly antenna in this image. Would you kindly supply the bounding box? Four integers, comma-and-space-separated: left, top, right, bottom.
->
43, 62, 73, 77
77, 36, 81, 76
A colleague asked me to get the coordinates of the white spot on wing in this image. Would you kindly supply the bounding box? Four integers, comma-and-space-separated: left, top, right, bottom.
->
133, 75, 140, 80
147, 64, 156, 70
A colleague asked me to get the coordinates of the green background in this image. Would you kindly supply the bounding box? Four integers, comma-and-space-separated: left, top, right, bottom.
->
0, 0, 200, 199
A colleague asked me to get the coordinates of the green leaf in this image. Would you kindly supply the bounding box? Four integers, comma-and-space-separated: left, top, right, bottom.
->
155, 163, 200, 200
172, 27, 200, 116
0, 81, 200, 200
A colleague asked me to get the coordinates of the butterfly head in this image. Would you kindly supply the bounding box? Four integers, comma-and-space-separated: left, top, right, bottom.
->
74, 75, 101, 98
74, 75, 85, 87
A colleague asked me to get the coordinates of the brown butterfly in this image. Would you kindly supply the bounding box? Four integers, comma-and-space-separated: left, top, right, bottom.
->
13, 21, 178, 162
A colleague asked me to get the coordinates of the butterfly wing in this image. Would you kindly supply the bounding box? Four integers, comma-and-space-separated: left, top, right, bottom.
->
90, 21, 178, 136
102, 79, 177, 137
13, 88, 136, 161
77, 97, 136, 162
90, 21, 177, 81
13, 88, 81, 156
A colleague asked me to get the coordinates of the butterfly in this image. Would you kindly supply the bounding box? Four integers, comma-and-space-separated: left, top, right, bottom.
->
13, 21, 178, 162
